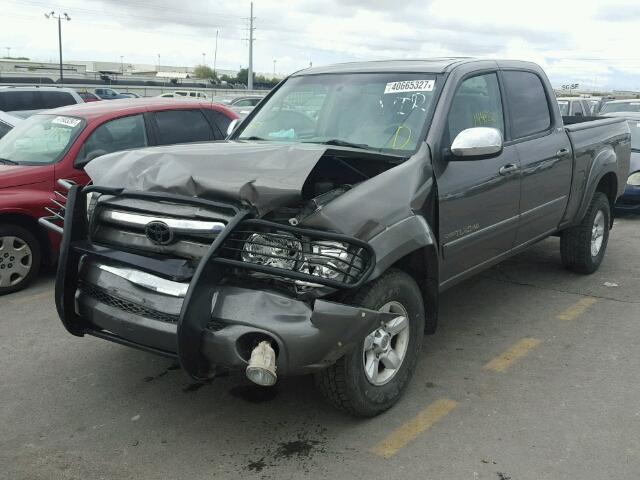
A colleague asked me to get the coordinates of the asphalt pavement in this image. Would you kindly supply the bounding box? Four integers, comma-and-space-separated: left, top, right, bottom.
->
2, 215, 638, 480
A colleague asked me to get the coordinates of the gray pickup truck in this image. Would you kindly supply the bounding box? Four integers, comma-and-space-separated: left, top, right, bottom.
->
47, 58, 630, 417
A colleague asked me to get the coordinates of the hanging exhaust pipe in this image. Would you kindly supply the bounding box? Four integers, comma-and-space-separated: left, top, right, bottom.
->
246, 340, 277, 386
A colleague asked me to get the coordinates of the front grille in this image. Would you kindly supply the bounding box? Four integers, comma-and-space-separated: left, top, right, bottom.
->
82, 283, 180, 323
91, 205, 229, 260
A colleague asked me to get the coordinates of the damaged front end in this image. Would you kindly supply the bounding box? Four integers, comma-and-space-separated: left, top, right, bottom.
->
50, 172, 408, 383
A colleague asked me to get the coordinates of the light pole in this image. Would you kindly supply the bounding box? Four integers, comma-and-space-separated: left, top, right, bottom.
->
157, 54, 161, 70
213, 29, 219, 79
44, 11, 70, 85
202, 52, 206, 66
120, 55, 124, 74
5, 47, 10, 58
273, 59, 276, 78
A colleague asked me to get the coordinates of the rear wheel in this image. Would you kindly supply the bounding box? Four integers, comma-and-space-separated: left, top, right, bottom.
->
0, 225, 41, 295
315, 269, 425, 417
560, 192, 610, 274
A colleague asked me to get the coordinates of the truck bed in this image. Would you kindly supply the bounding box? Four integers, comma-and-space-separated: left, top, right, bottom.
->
560, 116, 631, 227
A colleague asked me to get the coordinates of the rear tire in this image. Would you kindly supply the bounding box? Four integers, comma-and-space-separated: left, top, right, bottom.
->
560, 192, 610, 274
0, 224, 41, 295
314, 269, 425, 417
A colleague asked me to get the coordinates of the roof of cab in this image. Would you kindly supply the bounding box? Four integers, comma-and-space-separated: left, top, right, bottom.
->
292, 58, 542, 76
292, 58, 472, 76
43, 97, 238, 121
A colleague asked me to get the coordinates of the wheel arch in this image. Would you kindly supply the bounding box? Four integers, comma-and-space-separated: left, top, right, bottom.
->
367, 215, 439, 334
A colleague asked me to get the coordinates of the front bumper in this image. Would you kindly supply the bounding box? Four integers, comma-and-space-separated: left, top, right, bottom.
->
56, 185, 384, 379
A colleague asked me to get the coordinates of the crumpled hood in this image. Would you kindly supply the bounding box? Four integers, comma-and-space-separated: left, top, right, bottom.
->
0, 164, 52, 190
86, 141, 328, 215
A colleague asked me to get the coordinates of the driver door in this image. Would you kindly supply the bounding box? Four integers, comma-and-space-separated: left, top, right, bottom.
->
437, 72, 521, 285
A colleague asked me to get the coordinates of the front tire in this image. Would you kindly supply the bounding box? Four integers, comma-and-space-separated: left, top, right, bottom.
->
560, 192, 610, 274
315, 269, 425, 417
0, 224, 41, 295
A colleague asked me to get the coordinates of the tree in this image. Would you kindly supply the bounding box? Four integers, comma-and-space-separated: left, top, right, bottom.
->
193, 64, 218, 81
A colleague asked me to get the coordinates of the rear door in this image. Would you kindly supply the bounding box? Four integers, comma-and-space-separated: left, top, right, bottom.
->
438, 71, 520, 283
501, 69, 572, 245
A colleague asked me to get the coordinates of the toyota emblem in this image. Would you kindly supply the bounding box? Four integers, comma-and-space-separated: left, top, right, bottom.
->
145, 221, 174, 245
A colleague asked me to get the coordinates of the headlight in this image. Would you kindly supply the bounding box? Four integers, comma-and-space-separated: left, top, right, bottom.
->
241, 233, 302, 270
299, 241, 363, 282
628, 172, 640, 186
237, 232, 366, 285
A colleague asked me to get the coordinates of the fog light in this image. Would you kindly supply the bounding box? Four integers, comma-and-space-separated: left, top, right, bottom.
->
246, 341, 277, 386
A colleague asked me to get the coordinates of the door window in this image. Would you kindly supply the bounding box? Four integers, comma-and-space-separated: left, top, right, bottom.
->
153, 109, 213, 145
447, 73, 504, 144
77, 114, 147, 164
572, 101, 584, 116
502, 71, 551, 139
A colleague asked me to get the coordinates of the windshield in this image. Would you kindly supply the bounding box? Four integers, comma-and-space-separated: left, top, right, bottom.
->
236, 73, 438, 153
557, 101, 569, 115
0, 114, 84, 165
628, 120, 640, 150
600, 102, 640, 114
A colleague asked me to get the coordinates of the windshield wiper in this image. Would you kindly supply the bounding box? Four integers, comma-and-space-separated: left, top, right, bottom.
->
311, 139, 374, 150
0, 157, 18, 165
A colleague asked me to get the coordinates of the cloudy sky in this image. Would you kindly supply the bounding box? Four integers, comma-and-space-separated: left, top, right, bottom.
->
2, 0, 640, 90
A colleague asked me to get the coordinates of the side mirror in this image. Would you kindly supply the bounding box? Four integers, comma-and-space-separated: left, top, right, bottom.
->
451, 127, 503, 159
226, 118, 240, 137
75, 149, 108, 168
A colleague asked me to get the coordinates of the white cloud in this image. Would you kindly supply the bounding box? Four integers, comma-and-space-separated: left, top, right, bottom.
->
1, 0, 638, 89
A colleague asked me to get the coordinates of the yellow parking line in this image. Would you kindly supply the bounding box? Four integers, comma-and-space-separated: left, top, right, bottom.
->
484, 337, 540, 373
556, 297, 599, 321
371, 398, 457, 459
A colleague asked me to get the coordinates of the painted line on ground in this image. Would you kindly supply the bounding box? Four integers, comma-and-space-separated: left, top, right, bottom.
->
484, 337, 541, 373
371, 398, 458, 459
556, 297, 599, 321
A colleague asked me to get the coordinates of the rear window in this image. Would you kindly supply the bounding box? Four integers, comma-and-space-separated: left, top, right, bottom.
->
40, 91, 77, 109
0, 90, 40, 112
502, 71, 552, 139
0, 90, 76, 111
600, 102, 640, 114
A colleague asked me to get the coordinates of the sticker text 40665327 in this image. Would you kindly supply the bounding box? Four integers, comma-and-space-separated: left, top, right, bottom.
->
384, 80, 435, 94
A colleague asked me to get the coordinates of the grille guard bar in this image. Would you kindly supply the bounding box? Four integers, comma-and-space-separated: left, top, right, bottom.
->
54, 185, 376, 380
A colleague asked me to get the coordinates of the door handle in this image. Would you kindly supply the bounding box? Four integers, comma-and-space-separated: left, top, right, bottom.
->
556, 148, 570, 157
499, 163, 518, 176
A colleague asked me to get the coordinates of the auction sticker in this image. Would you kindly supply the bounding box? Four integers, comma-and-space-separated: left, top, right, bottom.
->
384, 79, 435, 94
51, 116, 81, 128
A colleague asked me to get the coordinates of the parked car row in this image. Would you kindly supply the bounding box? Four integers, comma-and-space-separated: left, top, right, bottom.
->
0, 98, 239, 294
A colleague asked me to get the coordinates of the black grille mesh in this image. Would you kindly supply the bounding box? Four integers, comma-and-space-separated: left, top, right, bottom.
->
81, 284, 180, 324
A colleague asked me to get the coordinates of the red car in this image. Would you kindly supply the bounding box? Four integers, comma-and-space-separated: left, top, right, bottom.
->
0, 98, 238, 294
78, 92, 101, 103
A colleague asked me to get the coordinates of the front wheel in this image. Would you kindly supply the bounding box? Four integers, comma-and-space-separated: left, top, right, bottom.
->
560, 192, 611, 274
0, 224, 41, 295
315, 269, 425, 417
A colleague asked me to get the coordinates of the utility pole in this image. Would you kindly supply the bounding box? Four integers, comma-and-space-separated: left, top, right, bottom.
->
248, 2, 254, 90
44, 11, 70, 85
213, 29, 219, 79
